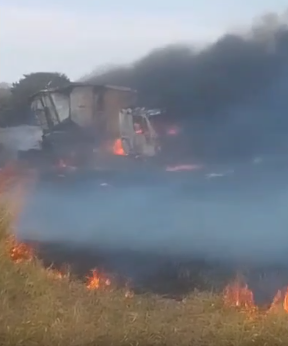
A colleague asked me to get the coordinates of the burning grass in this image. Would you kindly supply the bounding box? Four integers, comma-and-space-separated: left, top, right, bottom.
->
2, 166, 288, 345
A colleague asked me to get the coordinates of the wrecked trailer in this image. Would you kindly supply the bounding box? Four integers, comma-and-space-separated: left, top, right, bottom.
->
19, 82, 162, 172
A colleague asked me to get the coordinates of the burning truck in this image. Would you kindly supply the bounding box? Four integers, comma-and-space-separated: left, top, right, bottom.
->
19, 82, 164, 171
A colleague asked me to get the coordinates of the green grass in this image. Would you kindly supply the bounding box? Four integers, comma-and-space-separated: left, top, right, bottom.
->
1, 170, 288, 345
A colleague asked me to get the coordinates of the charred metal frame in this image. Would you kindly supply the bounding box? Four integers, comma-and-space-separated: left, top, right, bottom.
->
48, 93, 60, 124
29, 82, 137, 135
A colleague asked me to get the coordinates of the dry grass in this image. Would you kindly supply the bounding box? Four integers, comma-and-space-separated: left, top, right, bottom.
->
1, 169, 288, 345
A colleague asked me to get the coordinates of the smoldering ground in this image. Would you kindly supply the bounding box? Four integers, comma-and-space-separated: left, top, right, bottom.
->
15, 160, 288, 303
17, 165, 288, 263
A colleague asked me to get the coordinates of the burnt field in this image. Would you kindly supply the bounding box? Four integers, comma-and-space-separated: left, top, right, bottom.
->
16, 157, 288, 306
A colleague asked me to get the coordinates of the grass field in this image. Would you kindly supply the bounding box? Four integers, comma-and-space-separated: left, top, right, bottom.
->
1, 167, 288, 346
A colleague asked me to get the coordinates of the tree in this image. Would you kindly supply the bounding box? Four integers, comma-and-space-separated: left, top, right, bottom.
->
0, 87, 12, 111
11, 72, 70, 109
7, 72, 70, 124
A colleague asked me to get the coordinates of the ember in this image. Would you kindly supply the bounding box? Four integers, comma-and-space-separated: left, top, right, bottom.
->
125, 290, 134, 298
86, 269, 111, 290
166, 126, 180, 136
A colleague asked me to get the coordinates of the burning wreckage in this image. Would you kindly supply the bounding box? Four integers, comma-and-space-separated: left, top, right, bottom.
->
18, 82, 168, 172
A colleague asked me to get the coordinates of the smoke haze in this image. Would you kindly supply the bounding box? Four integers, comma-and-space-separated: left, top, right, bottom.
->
18, 163, 288, 267
13, 10, 288, 282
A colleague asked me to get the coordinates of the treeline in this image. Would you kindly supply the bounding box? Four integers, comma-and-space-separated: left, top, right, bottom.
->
0, 72, 70, 126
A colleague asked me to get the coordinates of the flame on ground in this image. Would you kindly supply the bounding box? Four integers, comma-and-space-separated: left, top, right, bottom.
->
0, 162, 37, 263
8, 238, 288, 307
223, 278, 288, 315
223, 279, 256, 310
10, 240, 67, 281
113, 138, 126, 156
1, 161, 286, 311
9, 237, 34, 263
86, 269, 111, 290
8, 238, 134, 296
269, 288, 288, 313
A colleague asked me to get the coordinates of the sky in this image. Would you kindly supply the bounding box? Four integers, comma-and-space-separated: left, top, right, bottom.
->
1, 0, 288, 83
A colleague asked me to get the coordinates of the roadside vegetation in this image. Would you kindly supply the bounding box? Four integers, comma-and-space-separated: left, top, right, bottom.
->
1, 166, 288, 346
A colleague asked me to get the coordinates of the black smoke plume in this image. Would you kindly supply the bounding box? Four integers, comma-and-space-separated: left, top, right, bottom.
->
86, 12, 288, 160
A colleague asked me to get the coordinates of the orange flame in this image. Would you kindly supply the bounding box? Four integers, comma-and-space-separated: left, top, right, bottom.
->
0, 163, 37, 264
113, 138, 126, 156
223, 279, 255, 310
9, 238, 34, 263
86, 269, 111, 290
269, 288, 288, 313
284, 289, 288, 312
